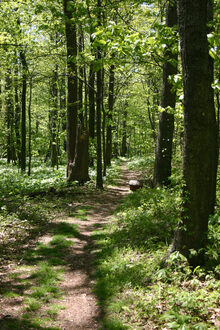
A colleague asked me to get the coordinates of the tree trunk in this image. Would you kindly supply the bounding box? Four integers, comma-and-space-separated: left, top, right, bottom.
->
67, 125, 90, 184
50, 65, 58, 168
20, 50, 27, 171
121, 110, 127, 157
84, 65, 88, 129
64, 0, 78, 179
59, 73, 67, 152
14, 64, 21, 165
102, 99, 106, 177
147, 99, 156, 145
89, 61, 95, 139
106, 64, 114, 166
96, 0, 103, 189
153, 1, 177, 186
5, 70, 14, 164
172, 0, 218, 266
78, 27, 84, 127
28, 77, 32, 176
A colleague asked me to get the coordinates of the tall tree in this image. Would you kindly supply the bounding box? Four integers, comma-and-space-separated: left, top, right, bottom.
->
121, 108, 127, 157
50, 65, 58, 168
78, 26, 84, 127
88, 49, 95, 139
96, 0, 103, 189
14, 61, 21, 165
172, 0, 218, 266
20, 49, 27, 171
153, 1, 178, 186
5, 69, 14, 164
28, 77, 32, 176
63, 0, 78, 180
106, 64, 115, 166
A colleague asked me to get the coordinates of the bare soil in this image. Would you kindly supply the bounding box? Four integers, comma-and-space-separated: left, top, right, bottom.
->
55, 164, 137, 329
0, 163, 140, 329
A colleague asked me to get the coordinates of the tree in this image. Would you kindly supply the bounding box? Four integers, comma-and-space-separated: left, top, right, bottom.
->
67, 125, 90, 184
153, 1, 178, 186
172, 0, 218, 266
5, 69, 14, 164
106, 64, 115, 166
20, 49, 28, 172
50, 65, 59, 168
95, 0, 103, 189
63, 0, 78, 180
121, 108, 127, 157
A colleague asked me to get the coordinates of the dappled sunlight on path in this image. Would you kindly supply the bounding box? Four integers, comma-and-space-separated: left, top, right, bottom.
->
0, 162, 141, 329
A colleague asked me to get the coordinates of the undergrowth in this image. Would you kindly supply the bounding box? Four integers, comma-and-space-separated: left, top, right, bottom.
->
0, 157, 123, 328
94, 157, 220, 329
0, 157, 219, 329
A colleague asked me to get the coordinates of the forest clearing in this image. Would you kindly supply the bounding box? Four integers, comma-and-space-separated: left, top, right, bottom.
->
0, 0, 220, 329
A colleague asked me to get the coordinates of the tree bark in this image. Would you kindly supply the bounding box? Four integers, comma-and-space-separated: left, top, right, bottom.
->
28, 77, 32, 176
20, 49, 27, 171
50, 65, 58, 168
89, 61, 95, 139
64, 0, 78, 179
78, 27, 84, 127
67, 125, 90, 184
5, 70, 14, 164
121, 110, 127, 157
153, 1, 177, 186
172, 0, 218, 266
106, 64, 115, 166
14, 63, 21, 165
96, 0, 103, 189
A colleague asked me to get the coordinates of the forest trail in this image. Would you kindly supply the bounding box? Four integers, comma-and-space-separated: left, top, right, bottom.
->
54, 162, 135, 329
0, 162, 140, 330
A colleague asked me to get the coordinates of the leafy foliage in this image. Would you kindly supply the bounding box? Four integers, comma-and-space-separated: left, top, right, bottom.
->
93, 158, 220, 329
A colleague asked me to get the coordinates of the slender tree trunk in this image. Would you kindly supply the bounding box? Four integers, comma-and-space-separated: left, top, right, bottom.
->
89, 61, 95, 139
106, 64, 114, 166
102, 100, 106, 177
147, 99, 156, 145
14, 63, 21, 165
113, 108, 119, 158
20, 50, 27, 171
101, 67, 107, 177
60, 73, 67, 152
50, 65, 58, 168
172, 0, 218, 266
96, 0, 103, 189
64, 0, 78, 179
121, 110, 127, 156
78, 27, 84, 127
5, 70, 13, 164
84, 65, 88, 128
28, 77, 32, 176
153, 1, 177, 186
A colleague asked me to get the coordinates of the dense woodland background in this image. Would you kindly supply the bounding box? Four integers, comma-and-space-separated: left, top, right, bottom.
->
0, 0, 220, 328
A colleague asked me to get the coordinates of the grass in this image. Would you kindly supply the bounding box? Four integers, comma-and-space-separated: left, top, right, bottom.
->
93, 157, 220, 329
0, 156, 219, 329
0, 228, 77, 328
0, 159, 84, 328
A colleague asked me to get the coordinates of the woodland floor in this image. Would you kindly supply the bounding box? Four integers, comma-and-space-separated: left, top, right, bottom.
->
0, 162, 140, 329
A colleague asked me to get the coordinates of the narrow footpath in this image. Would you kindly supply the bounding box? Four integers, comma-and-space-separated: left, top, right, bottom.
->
54, 163, 137, 329
0, 163, 141, 329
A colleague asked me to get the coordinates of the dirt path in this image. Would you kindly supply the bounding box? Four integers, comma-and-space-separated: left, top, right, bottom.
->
0, 163, 140, 329
54, 163, 136, 329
